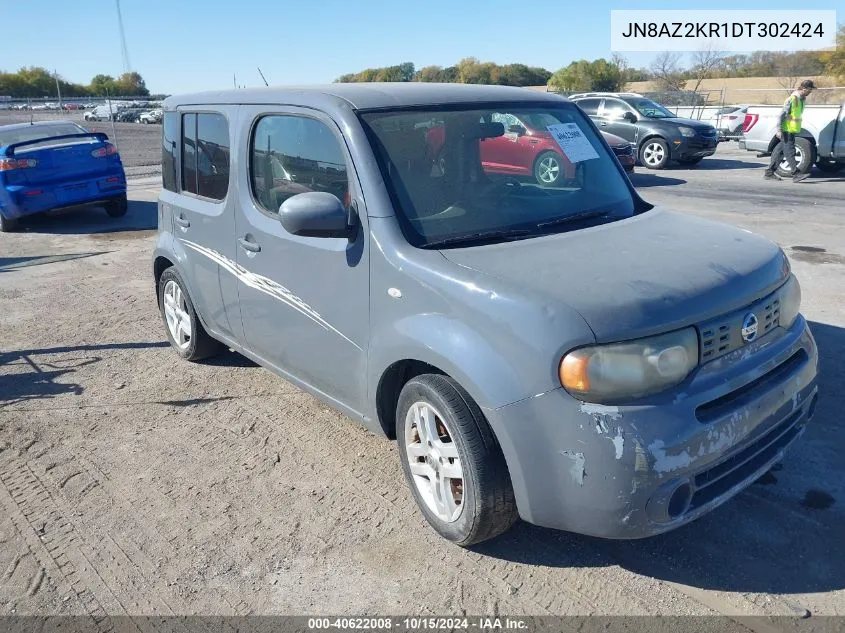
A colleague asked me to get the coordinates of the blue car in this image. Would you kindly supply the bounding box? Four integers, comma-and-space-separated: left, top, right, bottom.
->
0, 120, 127, 231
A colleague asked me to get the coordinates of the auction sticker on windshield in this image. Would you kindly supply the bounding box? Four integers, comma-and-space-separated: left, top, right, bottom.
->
547, 123, 599, 163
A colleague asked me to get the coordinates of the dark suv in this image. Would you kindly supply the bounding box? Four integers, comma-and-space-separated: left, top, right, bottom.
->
570, 93, 718, 170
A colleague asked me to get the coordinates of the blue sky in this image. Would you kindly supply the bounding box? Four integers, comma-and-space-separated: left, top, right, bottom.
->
2, 0, 840, 94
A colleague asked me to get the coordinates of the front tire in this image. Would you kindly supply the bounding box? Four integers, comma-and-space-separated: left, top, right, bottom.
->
533, 151, 564, 187
397, 374, 517, 547
639, 138, 670, 170
105, 195, 128, 218
158, 268, 221, 361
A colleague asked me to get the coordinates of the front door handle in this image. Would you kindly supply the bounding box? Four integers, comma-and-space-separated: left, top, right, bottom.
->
238, 237, 261, 253
174, 215, 190, 228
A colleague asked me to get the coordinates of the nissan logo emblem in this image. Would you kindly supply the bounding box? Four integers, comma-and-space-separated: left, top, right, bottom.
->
742, 313, 759, 343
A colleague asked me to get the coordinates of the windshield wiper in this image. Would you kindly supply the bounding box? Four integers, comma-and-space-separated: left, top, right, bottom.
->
423, 228, 533, 248
537, 210, 612, 229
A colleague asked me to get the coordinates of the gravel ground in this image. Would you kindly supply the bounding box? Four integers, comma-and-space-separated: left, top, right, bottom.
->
0, 144, 843, 626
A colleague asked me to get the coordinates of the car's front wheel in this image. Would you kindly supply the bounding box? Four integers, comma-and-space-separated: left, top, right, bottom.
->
158, 268, 221, 361
397, 374, 518, 547
639, 138, 670, 170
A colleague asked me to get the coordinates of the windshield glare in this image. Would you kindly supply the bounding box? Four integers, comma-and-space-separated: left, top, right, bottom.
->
360, 104, 635, 248
630, 99, 675, 119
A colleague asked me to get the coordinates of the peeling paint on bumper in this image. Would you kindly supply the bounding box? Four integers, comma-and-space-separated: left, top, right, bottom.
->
484, 317, 818, 539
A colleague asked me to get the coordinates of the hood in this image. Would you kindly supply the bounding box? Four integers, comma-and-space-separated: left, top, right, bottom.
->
656, 117, 716, 131
439, 209, 789, 343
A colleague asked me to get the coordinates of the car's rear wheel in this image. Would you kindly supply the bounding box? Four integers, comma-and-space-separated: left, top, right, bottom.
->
775, 136, 815, 177
0, 214, 19, 233
105, 195, 128, 218
158, 268, 221, 361
533, 151, 564, 186
639, 138, 670, 170
397, 374, 517, 547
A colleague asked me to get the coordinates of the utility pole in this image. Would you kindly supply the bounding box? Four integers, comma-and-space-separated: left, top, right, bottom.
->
54, 70, 64, 112
116, 0, 132, 74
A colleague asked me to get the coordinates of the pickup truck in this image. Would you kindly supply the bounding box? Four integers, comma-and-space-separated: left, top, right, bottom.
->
739, 102, 845, 177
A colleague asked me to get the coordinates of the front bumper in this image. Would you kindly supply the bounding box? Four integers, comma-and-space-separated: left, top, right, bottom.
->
1, 175, 126, 219
484, 317, 818, 539
671, 136, 718, 160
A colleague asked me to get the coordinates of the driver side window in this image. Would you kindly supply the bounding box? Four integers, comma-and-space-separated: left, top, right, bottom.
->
600, 99, 632, 120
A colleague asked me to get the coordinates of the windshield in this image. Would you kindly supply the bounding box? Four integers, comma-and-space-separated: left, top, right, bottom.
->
629, 99, 675, 119
359, 103, 636, 248
0, 123, 87, 147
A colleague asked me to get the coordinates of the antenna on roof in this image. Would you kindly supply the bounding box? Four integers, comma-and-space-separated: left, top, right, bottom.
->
257, 67, 269, 87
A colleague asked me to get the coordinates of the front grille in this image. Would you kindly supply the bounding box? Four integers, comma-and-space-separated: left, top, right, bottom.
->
695, 350, 807, 423
699, 291, 781, 363
689, 409, 803, 510
612, 144, 633, 158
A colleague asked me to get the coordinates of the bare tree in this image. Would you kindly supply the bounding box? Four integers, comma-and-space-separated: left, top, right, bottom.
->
611, 52, 631, 88
649, 52, 686, 92
688, 46, 725, 96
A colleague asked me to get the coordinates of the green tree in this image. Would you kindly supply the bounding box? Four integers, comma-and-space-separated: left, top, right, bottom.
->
822, 25, 845, 81
547, 58, 624, 92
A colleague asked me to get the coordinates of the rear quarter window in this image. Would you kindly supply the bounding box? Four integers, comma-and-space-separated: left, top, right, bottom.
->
162, 112, 178, 192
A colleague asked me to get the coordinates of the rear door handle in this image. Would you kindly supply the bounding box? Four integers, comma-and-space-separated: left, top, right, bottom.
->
174, 216, 190, 228
238, 237, 261, 253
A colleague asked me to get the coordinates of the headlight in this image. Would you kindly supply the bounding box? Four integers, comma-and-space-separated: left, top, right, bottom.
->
560, 328, 699, 402
679, 126, 696, 137
779, 274, 802, 329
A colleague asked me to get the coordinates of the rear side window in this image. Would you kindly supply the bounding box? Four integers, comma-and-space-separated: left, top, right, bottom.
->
574, 98, 601, 114
250, 115, 348, 215
180, 112, 230, 200
162, 112, 177, 192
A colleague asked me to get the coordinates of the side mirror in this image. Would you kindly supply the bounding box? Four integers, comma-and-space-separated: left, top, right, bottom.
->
279, 191, 355, 239
623, 111, 638, 123
508, 124, 527, 136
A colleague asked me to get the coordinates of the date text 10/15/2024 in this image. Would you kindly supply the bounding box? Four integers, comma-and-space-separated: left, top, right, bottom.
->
307, 617, 529, 630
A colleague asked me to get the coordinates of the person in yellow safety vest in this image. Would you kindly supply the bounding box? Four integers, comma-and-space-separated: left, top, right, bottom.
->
764, 79, 815, 182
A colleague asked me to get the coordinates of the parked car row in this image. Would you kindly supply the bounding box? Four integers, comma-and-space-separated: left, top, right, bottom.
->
84, 105, 163, 124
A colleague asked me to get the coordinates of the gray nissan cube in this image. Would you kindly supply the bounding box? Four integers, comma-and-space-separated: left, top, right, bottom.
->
153, 83, 819, 546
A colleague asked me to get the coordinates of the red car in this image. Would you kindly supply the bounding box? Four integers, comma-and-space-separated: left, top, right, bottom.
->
425, 114, 634, 186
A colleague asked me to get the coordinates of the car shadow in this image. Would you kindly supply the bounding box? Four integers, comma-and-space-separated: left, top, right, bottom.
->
676, 158, 764, 171
0, 341, 170, 408
628, 173, 687, 188
200, 347, 259, 368
476, 319, 844, 596
12, 200, 157, 235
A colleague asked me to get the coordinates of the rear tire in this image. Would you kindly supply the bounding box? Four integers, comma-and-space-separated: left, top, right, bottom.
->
396, 374, 518, 547
105, 195, 128, 218
0, 214, 19, 232
533, 151, 565, 187
775, 136, 815, 177
158, 267, 221, 361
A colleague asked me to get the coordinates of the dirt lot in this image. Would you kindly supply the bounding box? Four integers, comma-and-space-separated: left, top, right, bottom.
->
1, 144, 844, 626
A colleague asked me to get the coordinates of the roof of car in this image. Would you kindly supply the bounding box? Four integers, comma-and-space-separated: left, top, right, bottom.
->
0, 120, 84, 132
163, 83, 569, 111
